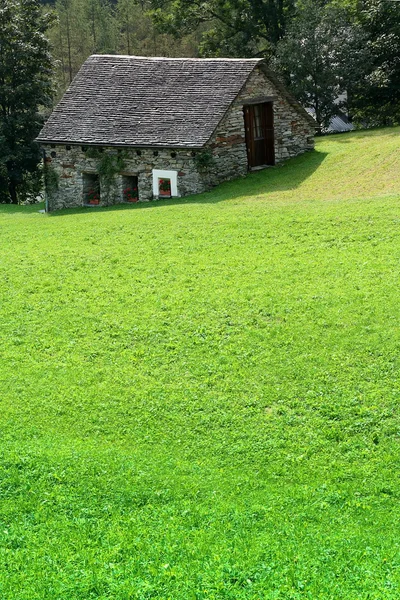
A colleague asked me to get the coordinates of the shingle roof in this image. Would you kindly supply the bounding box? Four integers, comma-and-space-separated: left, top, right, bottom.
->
38, 55, 263, 148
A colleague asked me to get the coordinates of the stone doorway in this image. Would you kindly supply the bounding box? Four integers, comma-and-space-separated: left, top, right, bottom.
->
244, 102, 275, 168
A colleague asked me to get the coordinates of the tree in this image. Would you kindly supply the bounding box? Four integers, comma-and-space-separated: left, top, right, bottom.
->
0, 0, 54, 203
53, 0, 87, 86
84, 0, 117, 54
117, 0, 136, 54
350, 0, 400, 126
275, 0, 366, 127
148, 0, 296, 57
51, 0, 116, 89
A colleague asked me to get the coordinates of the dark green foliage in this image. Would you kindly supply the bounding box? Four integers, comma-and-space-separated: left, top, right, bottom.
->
0, 0, 54, 203
194, 149, 215, 170
274, 0, 399, 128
275, 0, 366, 127
86, 148, 127, 202
149, 0, 295, 57
350, 0, 400, 126
97, 152, 127, 202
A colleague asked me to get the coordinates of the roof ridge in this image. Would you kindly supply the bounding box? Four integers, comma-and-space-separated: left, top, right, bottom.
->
90, 54, 263, 63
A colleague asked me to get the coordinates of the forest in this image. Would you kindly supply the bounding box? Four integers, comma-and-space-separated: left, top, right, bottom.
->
45, 0, 400, 128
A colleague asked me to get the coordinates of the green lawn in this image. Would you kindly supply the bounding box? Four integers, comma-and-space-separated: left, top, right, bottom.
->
1, 127, 400, 599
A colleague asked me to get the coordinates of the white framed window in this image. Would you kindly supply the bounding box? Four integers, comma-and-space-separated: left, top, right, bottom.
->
152, 169, 179, 197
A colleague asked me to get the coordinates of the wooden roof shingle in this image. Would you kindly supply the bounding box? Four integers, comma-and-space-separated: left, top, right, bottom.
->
38, 55, 263, 148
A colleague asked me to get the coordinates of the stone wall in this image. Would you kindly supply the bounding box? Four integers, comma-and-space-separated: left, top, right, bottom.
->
43, 145, 206, 211
202, 65, 315, 188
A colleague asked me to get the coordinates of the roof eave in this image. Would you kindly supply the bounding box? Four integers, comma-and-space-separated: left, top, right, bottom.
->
37, 139, 207, 150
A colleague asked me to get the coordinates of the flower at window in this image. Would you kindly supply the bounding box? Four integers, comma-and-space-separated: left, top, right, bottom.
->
123, 186, 138, 202
159, 179, 171, 193
87, 188, 100, 204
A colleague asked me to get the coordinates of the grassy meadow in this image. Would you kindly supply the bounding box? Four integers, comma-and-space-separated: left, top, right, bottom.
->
1, 127, 400, 598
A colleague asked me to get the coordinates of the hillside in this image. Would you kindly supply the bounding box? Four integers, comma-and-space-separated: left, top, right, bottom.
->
0, 127, 400, 599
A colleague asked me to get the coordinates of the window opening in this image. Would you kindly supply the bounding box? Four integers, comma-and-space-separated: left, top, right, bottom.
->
122, 175, 139, 203
152, 169, 178, 197
253, 105, 264, 140
83, 173, 100, 205
158, 178, 172, 198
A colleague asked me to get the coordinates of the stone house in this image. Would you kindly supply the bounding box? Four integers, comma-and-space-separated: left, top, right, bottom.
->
38, 55, 316, 211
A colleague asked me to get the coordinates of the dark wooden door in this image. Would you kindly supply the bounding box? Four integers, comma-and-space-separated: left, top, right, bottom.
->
244, 102, 275, 168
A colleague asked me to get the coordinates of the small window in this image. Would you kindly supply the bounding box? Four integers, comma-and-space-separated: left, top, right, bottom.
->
122, 175, 139, 203
158, 178, 171, 198
83, 173, 100, 205
253, 105, 263, 139
152, 169, 178, 198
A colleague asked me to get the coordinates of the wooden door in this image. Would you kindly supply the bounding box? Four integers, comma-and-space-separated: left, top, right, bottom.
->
244, 102, 275, 168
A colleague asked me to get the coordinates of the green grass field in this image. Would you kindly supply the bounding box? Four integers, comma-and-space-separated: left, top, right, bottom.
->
1, 127, 400, 599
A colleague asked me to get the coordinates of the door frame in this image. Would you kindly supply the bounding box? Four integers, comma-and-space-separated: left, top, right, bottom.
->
243, 101, 275, 169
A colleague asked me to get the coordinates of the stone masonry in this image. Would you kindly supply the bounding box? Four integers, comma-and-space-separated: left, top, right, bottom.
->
43, 145, 202, 210
41, 61, 315, 211
203, 67, 315, 189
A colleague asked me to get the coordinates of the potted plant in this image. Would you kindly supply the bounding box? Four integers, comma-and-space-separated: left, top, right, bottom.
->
158, 178, 171, 197
123, 186, 139, 203
87, 188, 100, 205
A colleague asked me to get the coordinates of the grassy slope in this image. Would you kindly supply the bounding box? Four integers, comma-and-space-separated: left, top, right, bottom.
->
0, 128, 400, 599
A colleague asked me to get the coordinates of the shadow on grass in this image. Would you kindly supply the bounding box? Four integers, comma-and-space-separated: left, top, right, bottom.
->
46, 149, 328, 218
